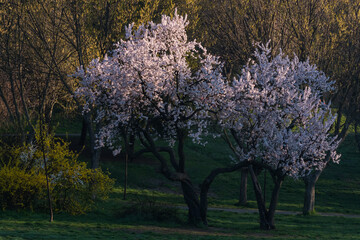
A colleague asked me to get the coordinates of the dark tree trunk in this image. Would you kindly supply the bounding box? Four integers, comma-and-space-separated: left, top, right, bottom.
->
181, 180, 202, 225
123, 129, 130, 200
128, 133, 135, 161
354, 122, 360, 152
39, 117, 53, 222
334, 104, 343, 135
85, 114, 101, 169
78, 118, 88, 148
238, 167, 248, 205
249, 165, 283, 230
302, 115, 350, 215
267, 175, 283, 228
123, 153, 128, 200
177, 130, 202, 224
200, 183, 209, 225
303, 170, 322, 215
90, 140, 101, 169
200, 162, 249, 225
249, 165, 271, 230
140, 129, 202, 225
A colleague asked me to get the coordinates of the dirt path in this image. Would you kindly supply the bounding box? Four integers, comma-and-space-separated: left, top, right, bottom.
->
177, 206, 360, 218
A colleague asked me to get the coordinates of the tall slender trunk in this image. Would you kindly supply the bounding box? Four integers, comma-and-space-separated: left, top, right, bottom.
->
354, 122, 360, 152
9, 73, 23, 137
78, 118, 88, 148
302, 117, 350, 215
123, 129, 129, 200
72, 4, 88, 150
123, 152, 128, 200
238, 167, 248, 205
334, 104, 343, 135
39, 117, 53, 222
85, 114, 101, 169
42, 138, 54, 223
0, 87, 15, 121
303, 170, 322, 215
128, 133, 135, 161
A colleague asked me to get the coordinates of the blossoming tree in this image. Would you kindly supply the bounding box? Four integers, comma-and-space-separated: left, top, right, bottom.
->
219, 44, 341, 229
75, 10, 229, 224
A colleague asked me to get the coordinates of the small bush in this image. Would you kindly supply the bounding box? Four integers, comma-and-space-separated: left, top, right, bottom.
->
0, 124, 115, 214
0, 165, 46, 210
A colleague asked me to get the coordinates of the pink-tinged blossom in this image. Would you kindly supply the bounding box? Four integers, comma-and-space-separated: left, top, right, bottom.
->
222, 43, 340, 178
75, 10, 229, 155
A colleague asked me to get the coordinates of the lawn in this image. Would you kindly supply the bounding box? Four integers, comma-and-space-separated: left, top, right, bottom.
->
0, 124, 359, 239
1, 207, 359, 239
99, 133, 360, 215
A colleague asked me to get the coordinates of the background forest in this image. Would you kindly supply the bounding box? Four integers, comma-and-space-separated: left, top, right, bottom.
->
0, 0, 360, 239
1, 0, 360, 136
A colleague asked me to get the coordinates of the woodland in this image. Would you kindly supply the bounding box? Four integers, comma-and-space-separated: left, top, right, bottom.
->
0, 1, 359, 239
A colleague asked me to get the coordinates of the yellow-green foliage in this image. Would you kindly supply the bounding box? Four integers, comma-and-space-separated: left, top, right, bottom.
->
0, 165, 47, 210
0, 125, 114, 214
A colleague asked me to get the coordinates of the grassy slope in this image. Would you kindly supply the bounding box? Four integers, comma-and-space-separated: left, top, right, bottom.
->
1, 125, 359, 239
101, 133, 360, 215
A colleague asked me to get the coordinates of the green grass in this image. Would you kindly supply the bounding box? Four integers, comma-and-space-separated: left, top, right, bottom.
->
97, 133, 360, 215
1, 130, 359, 239
1, 208, 359, 239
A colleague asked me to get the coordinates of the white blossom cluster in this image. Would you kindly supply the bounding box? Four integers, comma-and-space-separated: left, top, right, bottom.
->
75, 11, 340, 179
50, 168, 84, 186
222, 43, 340, 178
19, 144, 37, 163
19, 144, 45, 170
75, 10, 229, 155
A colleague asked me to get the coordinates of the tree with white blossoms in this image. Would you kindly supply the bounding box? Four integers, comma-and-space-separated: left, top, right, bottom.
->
215, 43, 340, 230
75, 10, 229, 224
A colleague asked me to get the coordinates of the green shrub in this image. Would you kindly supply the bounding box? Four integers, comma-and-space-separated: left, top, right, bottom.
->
0, 165, 47, 210
0, 124, 115, 214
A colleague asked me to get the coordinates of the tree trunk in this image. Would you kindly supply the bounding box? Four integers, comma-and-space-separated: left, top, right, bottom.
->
267, 175, 283, 229
90, 143, 101, 169
128, 133, 135, 161
334, 104, 343, 135
238, 167, 248, 205
249, 165, 271, 230
302, 114, 350, 215
200, 183, 209, 225
78, 118, 88, 148
249, 165, 284, 230
303, 170, 322, 215
200, 162, 249, 225
181, 180, 202, 225
176, 130, 202, 225
85, 114, 101, 169
123, 152, 128, 200
354, 122, 360, 152
140, 129, 202, 225
39, 117, 53, 222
